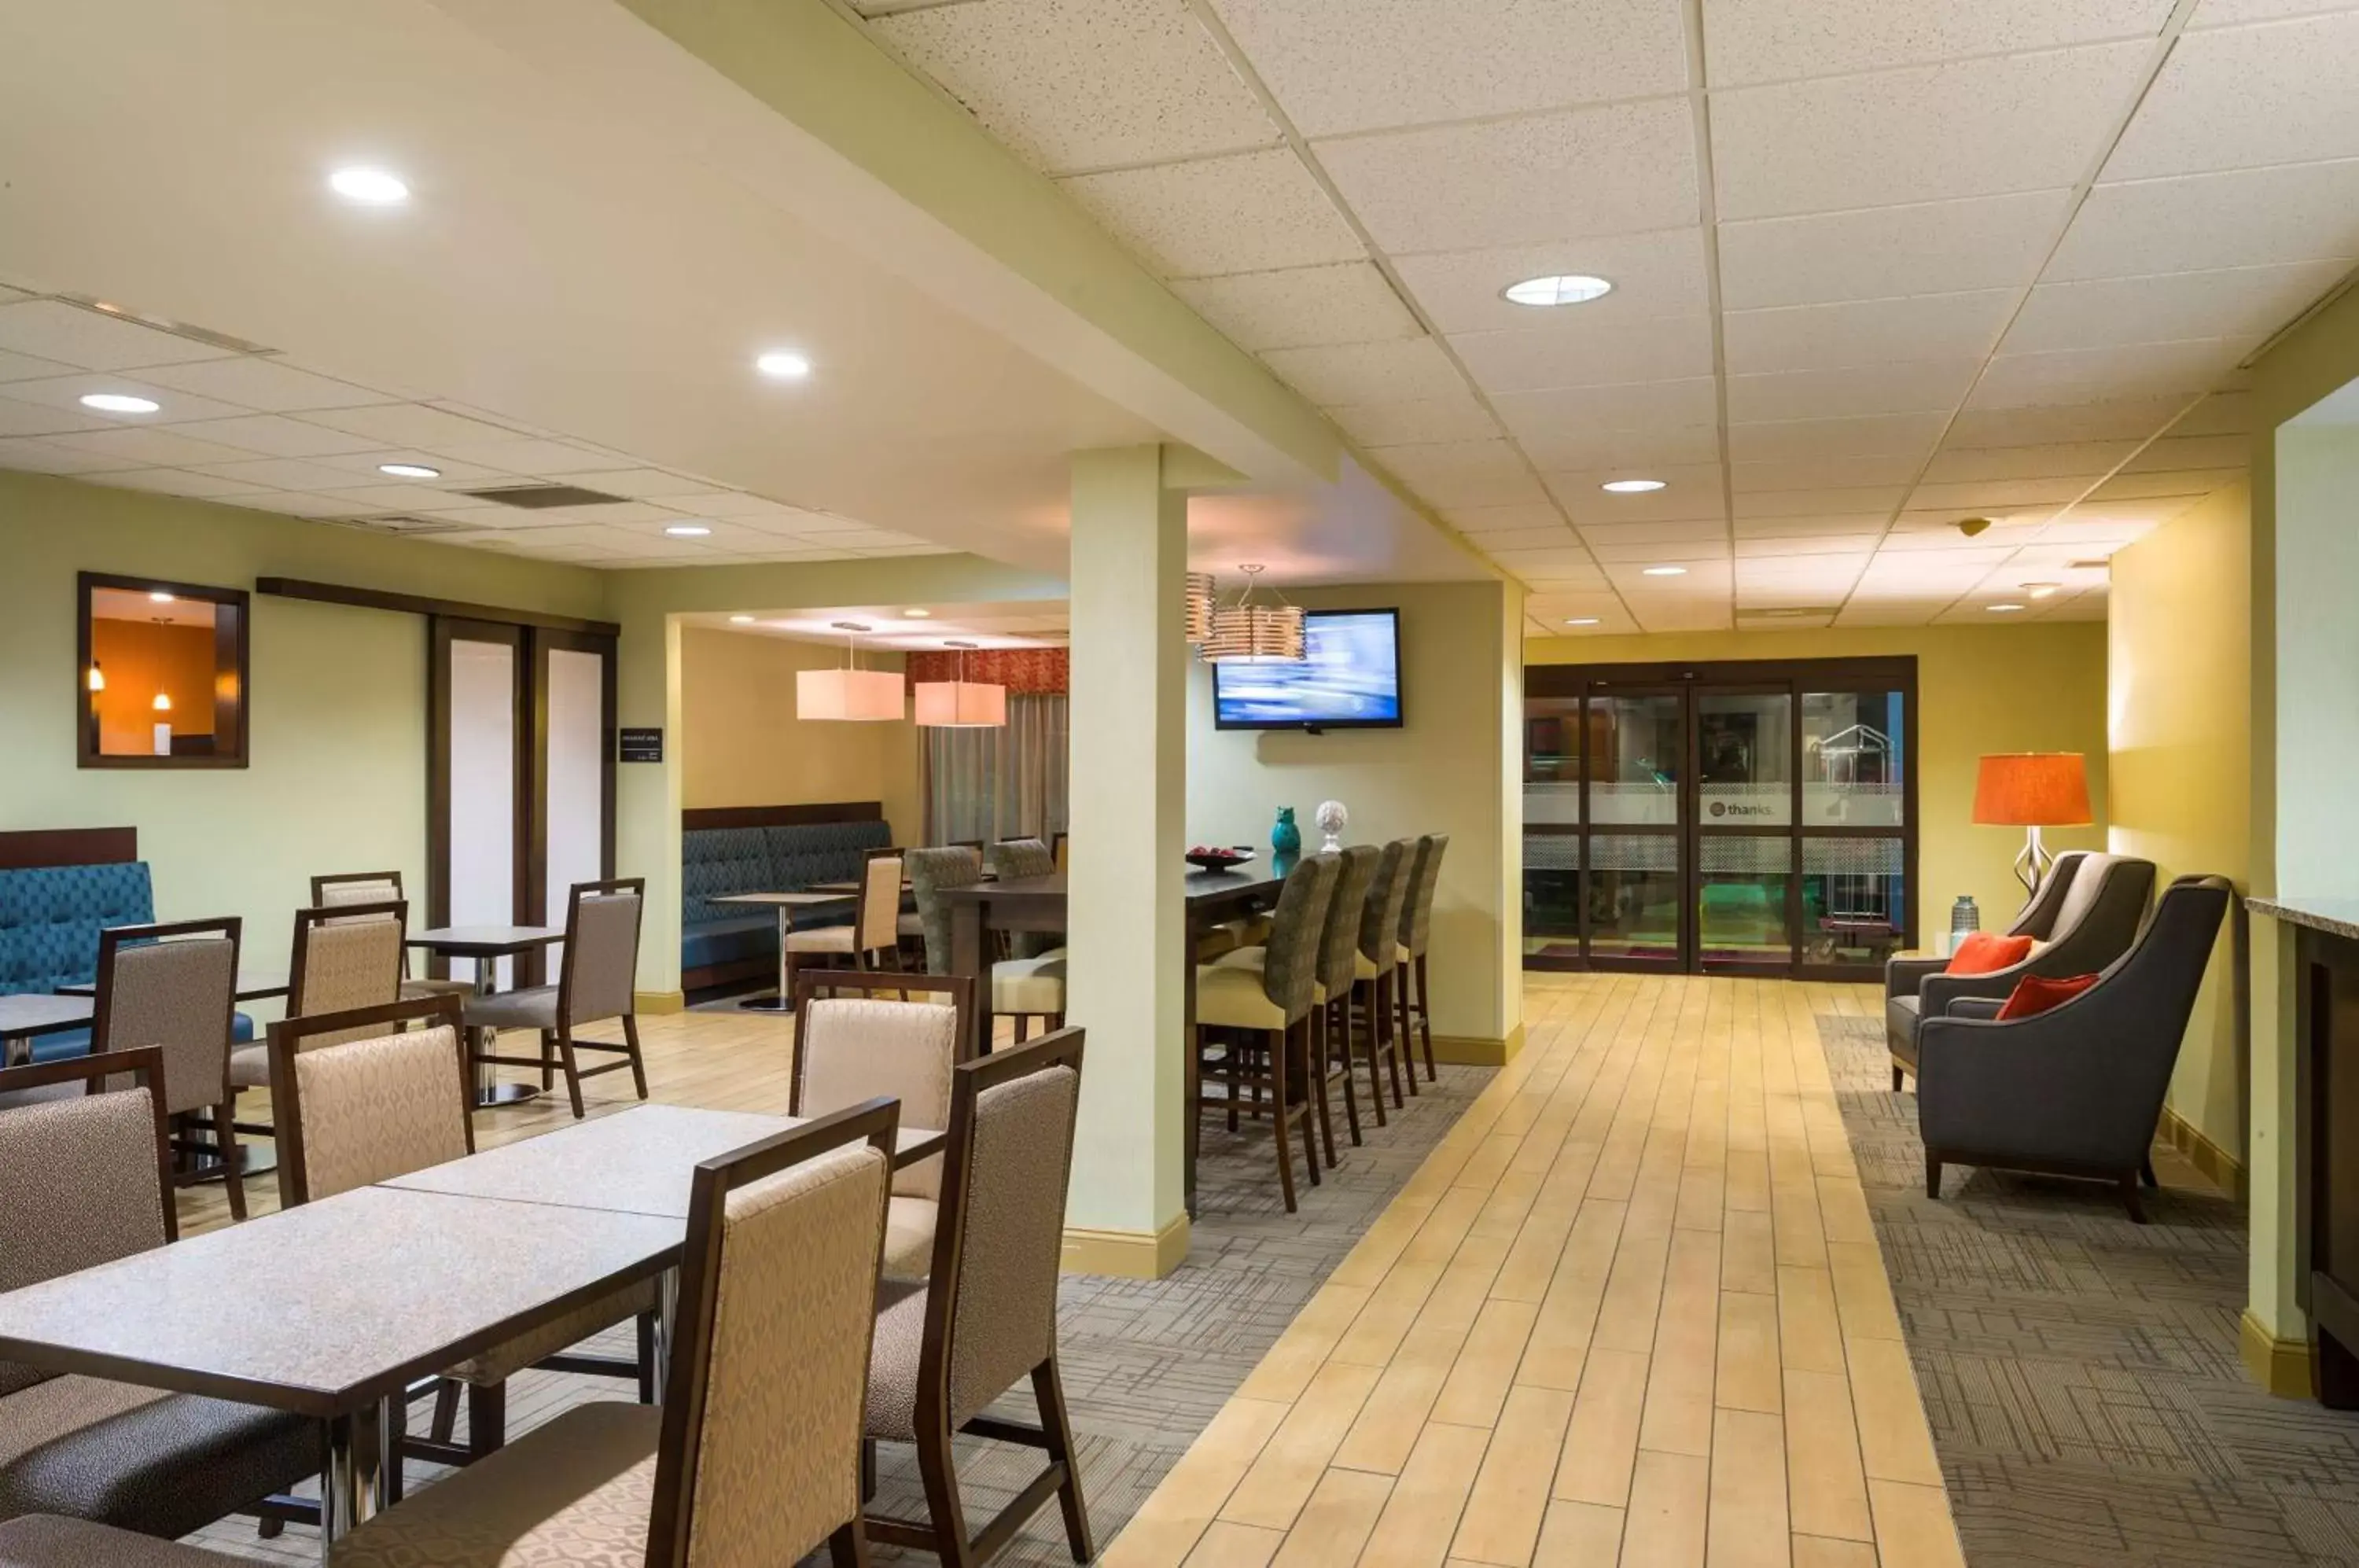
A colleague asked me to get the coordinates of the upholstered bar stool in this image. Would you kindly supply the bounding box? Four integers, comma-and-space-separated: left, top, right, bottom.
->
1353, 841, 1416, 1110
1396, 833, 1448, 1084
911, 846, 1065, 1044
1217, 844, 1378, 1161
1194, 854, 1338, 1211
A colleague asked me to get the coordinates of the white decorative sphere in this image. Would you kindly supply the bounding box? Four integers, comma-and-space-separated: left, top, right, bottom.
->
1314, 799, 1348, 852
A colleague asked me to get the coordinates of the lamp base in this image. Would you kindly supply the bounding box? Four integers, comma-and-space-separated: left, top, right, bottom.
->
2013, 824, 2056, 897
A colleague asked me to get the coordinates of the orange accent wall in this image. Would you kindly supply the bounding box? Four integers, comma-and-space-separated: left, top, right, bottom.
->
91, 618, 216, 754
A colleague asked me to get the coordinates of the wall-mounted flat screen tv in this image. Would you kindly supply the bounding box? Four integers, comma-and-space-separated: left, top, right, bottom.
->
1213, 608, 1403, 731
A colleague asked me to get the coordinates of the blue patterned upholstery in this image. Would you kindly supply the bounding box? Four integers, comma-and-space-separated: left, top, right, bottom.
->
680, 819, 893, 981
0, 864, 153, 998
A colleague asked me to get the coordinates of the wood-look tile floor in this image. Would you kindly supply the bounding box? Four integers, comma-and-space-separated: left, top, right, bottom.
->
1104, 972, 1964, 1568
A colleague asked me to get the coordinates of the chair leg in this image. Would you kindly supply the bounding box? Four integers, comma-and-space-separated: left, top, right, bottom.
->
556, 1026, 586, 1119
466, 1381, 507, 1459
1032, 1355, 1096, 1563
1891, 1064, 1905, 1092
429, 1379, 461, 1444
1294, 1019, 1322, 1189
829, 1519, 874, 1568
621, 1013, 650, 1101
1356, 981, 1389, 1129
1380, 972, 1406, 1109
1924, 1152, 1942, 1200
1268, 1028, 1298, 1213
912, 1417, 977, 1568
1014, 1014, 1032, 1044
637, 1311, 658, 1403
215, 1102, 246, 1221
383, 1393, 406, 1506
782, 949, 799, 1011
1332, 996, 1364, 1147
1396, 969, 1419, 1099
1415, 954, 1438, 1083
2141, 1156, 2159, 1188
1311, 1007, 1338, 1169
2121, 1171, 2148, 1224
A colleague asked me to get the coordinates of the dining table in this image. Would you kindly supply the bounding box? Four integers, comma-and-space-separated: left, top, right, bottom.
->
708, 891, 856, 1011
935, 866, 1285, 1216
406, 925, 563, 1107
0, 993, 94, 1068
54, 970, 290, 1003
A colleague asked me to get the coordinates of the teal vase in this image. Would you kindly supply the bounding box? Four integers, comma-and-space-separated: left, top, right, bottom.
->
1272, 807, 1301, 874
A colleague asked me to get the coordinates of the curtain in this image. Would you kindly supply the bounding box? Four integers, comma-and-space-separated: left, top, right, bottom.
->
920, 693, 1069, 844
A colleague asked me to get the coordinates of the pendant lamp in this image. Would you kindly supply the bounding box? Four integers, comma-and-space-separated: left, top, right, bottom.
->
914, 640, 1008, 728
1184, 572, 1216, 645
1200, 564, 1305, 664
796, 621, 905, 721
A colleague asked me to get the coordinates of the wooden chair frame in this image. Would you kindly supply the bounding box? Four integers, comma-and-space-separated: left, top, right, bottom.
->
789, 970, 979, 1117
90, 917, 247, 1221
0, 1045, 175, 1241
265, 993, 469, 1209
649, 1098, 903, 1568
866, 1028, 1094, 1568
786, 854, 908, 1007
469, 878, 649, 1119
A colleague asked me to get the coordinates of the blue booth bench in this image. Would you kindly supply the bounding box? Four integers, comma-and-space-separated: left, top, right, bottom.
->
680, 803, 892, 997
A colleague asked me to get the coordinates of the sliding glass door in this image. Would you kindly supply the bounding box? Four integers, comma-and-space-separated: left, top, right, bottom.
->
1522, 657, 1916, 978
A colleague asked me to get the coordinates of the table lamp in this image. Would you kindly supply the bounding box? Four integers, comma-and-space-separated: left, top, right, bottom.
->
1973, 752, 2090, 896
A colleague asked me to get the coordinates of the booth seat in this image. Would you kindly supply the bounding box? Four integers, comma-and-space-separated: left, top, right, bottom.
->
680, 819, 892, 992
0, 859, 254, 1061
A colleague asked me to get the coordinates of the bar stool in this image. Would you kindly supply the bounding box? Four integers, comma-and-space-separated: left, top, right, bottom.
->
1354, 841, 1416, 1110
1396, 834, 1448, 1084
1217, 843, 1378, 1161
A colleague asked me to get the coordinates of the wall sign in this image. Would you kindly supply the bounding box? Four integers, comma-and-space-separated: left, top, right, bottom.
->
619, 727, 664, 763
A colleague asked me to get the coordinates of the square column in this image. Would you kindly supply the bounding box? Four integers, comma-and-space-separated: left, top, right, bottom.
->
1062, 445, 1190, 1277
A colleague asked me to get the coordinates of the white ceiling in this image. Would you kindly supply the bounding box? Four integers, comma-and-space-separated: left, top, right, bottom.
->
850, 0, 2352, 633
695, 601, 1068, 650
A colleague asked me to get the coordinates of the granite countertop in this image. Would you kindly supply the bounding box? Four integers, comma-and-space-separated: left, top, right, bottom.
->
2248, 896, 2359, 940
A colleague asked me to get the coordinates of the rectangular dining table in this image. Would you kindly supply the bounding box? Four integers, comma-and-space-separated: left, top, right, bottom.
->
708, 891, 854, 1012
0, 993, 94, 1067
935, 867, 1284, 1215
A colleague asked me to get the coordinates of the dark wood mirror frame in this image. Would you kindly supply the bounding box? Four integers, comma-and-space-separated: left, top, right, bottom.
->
77, 570, 251, 770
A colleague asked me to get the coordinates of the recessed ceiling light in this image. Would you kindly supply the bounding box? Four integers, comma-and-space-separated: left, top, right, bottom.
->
902, 608, 932, 618
664, 525, 712, 538
728, 614, 756, 624
79, 392, 159, 414
1565, 617, 1600, 626
1503, 274, 1612, 307
2023, 582, 2060, 599
755, 350, 811, 381
378, 462, 440, 480
329, 167, 409, 205
1600, 478, 1666, 494
1641, 565, 1687, 577
148, 591, 175, 604
1987, 602, 2026, 613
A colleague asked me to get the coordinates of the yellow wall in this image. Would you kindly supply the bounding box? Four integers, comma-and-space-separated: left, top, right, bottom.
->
1525, 623, 2111, 943
1186, 580, 1524, 1046
679, 626, 919, 841
2107, 481, 2252, 1166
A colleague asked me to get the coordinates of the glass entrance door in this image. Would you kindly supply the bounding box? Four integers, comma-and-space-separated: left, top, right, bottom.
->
1694, 686, 1794, 970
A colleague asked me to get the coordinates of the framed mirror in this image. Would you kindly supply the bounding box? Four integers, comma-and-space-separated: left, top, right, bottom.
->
77, 572, 249, 769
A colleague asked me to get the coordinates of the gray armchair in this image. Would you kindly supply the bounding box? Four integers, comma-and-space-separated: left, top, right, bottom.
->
1918, 874, 2233, 1222
1885, 850, 2157, 1090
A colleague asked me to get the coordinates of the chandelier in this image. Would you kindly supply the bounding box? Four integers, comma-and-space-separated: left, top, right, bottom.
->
1184, 572, 1216, 645
1199, 565, 1305, 664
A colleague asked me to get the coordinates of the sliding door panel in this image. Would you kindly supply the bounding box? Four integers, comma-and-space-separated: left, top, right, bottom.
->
533, 632, 616, 937
432, 619, 525, 989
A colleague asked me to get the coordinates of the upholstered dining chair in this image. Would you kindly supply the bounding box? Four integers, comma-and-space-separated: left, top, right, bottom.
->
23, 1102, 906, 1568
1354, 841, 1417, 1110
0, 1047, 320, 1544
1396, 833, 1448, 1084
311, 870, 474, 1000
1194, 854, 1339, 1211
462, 878, 649, 1119
987, 837, 1062, 959
787, 852, 909, 1004
90, 918, 248, 1221
911, 846, 1065, 1045
230, 897, 407, 1156
792, 969, 975, 1279
267, 995, 658, 1478
863, 1029, 1092, 1568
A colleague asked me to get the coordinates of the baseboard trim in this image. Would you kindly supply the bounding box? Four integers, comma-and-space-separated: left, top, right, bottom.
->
2158, 1105, 2244, 1200
1062, 1213, 1191, 1279
633, 990, 686, 1015
1431, 1022, 1525, 1067
2240, 1309, 2313, 1397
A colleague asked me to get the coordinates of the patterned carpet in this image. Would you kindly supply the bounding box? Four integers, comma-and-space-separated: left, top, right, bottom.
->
1820, 1011, 2359, 1567
188, 1058, 1492, 1564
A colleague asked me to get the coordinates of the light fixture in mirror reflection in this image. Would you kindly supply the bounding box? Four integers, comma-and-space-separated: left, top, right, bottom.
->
151, 691, 171, 756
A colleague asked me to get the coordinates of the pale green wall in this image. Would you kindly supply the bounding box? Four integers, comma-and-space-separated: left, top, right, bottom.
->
0, 470, 600, 991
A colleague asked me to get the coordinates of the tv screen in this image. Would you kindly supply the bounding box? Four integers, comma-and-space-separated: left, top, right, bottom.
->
1213, 609, 1403, 731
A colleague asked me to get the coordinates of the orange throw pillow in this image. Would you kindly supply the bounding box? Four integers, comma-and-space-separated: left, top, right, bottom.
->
1997, 973, 2100, 1021
1945, 932, 2032, 975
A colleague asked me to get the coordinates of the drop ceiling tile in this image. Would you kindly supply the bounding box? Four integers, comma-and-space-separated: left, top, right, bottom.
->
432, 438, 631, 477
873, 0, 1278, 173
1485, 547, 1603, 572
308, 483, 490, 512
161, 414, 382, 458
2104, 11, 2359, 180
1493, 377, 1720, 440
1967, 337, 2247, 408
1922, 440, 2142, 481
304, 403, 520, 447
1736, 534, 1878, 557
1367, 437, 1548, 506
1703, 0, 2174, 86
1943, 396, 2197, 446
0, 300, 238, 371
1389, 229, 1709, 331
1210, 0, 1688, 136
1444, 502, 1569, 535
305, 451, 515, 488
2085, 466, 2245, 499
1592, 539, 1732, 563
0, 348, 73, 383
1726, 359, 1981, 422
1551, 480, 1728, 526
1732, 485, 1907, 517
1722, 289, 2015, 375
1577, 518, 1732, 546
1904, 477, 2100, 510
1731, 452, 1926, 491
2, 373, 245, 424
1326, 392, 1502, 447
1172, 263, 1421, 352
1726, 410, 1949, 459
1058, 149, 1364, 278
1449, 314, 1716, 394
186, 455, 392, 491
527, 468, 721, 501
643, 491, 804, 519
2122, 432, 2250, 469
134, 357, 387, 413
1732, 513, 1891, 536
1261, 336, 1464, 404
98, 467, 275, 499
1515, 421, 1723, 470
2052, 498, 2194, 528
0, 434, 132, 473
1883, 517, 2050, 545
1316, 99, 1699, 252
254, 492, 387, 519
2052, 161, 2359, 285
2193, 0, 2359, 22
1544, 461, 1726, 498
1712, 45, 2151, 220
1719, 190, 2072, 308
46, 428, 256, 466
0, 395, 112, 439
2007, 260, 2346, 352
1465, 526, 1583, 551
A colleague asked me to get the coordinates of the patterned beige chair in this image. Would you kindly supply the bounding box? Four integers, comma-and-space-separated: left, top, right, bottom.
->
785, 852, 907, 1004
311, 871, 473, 1001
228, 898, 405, 1159
86, 919, 248, 1221
1194, 855, 1338, 1213
267, 996, 657, 1474
791, 970, 974, 1280
0, 1048, 318, 1543
864, 1029, 1092, 1568
326, 1099, 900, 1568
1395, 834, 1448, 1085
462, 878, 649, 1120
911, 848, 1066, 1044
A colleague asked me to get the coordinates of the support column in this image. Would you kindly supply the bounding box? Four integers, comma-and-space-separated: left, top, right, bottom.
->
1062, 445, 1190, 1278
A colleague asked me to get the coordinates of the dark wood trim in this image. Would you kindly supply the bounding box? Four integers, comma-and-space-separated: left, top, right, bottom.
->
0, 1046, 175, 1241
267, 994, 468, 1209
78, 572, 251, 771
789, 970, 978, 1116
256, 577, 620, 638
648, 1099, 903, 1568
682, 801, 885, 832
0, 827, 138, 870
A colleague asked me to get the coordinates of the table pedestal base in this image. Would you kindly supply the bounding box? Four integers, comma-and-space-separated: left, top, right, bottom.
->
475, 1082, 542, 1110
737, 995, 793, 1013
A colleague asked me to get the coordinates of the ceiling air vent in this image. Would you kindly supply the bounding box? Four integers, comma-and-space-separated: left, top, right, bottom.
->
462, 483, 627, 510
333, 514, 475, 537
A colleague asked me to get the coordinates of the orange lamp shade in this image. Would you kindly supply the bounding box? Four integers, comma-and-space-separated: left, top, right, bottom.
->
1972, 753, 2090, 826
913, 679, 1007, 727
796, 667, 905, 722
